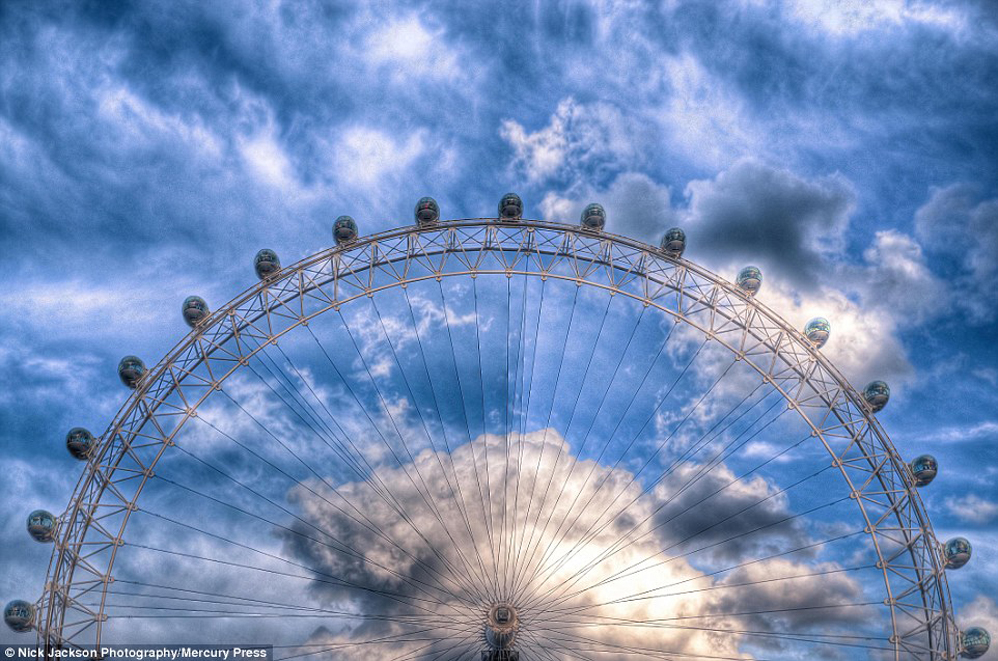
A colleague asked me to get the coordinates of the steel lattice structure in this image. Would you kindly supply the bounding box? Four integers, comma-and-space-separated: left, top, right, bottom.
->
36, 218, 959, 659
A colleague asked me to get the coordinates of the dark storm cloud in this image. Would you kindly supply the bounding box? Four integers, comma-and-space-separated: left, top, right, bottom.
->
915, 183, 998, 320
650, 463, 812, 566
683, 159, 855, 290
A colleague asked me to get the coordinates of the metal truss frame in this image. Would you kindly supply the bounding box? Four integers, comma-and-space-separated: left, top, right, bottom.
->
37, 218, 959, 659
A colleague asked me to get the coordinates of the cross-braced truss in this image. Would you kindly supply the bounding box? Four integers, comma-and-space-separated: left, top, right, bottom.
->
38, 218, 958, 659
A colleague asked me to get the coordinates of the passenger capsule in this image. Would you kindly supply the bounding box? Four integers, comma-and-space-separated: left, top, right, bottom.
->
3, 600, 34, 633
736, 266, 763, 296
909, 454, 937, 487
182, 296, 210, 328
118, 355, 146, 389
333, 215, 359, 245
414, 197, 440, 225
498, 193, 523, 220
660, 227, 686, 258
945, 537, 972, 569
27, 509, 57, 543
66, 427, 96, 460
580, 203, 606, 231
863, 380, 890, 413
804, 317, 831, 348
254, 249, 281, 280
961, 627, 991, 659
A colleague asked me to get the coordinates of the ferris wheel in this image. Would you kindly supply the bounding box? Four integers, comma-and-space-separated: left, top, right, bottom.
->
5, 194, 992, 660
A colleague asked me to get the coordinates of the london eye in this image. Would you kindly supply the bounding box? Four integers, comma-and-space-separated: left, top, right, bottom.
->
5, 194, 990, 660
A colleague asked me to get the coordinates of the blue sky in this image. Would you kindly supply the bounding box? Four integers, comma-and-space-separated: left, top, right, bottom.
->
2, 0, 997, 657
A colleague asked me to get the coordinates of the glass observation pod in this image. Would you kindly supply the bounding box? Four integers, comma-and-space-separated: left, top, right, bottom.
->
254, 249, 281, 280
334, 215, 359, 245
660, 227, 686, 258
909, 454, 938, 487
804, 317, 831, 348
580, 203, 606, 231
117, 355, 146, 389
498, 193, 523, 221
736, 266, 763, 296
415, 197, 440, 225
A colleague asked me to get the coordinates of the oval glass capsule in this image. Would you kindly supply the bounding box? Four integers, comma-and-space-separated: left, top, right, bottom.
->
415, 197, 440, 225
333, 215, 359, 245
736, 266, 763, 296
580, 203, 606, 231
660, 227, 686, 258
117, 355, 146, 389
498, 193, 523, 220
254, 249, 281, 280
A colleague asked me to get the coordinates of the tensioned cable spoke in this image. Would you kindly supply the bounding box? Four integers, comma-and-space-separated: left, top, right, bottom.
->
507, 314, 679, 602
124, 543, 459, 617
537, 599, 883, 626
245, 336, 376, 488
532, 499, 860, 612
512, 301, 647, 593
501, 271, 532, 598
469, 273, 500, 592
496, 273, 514, 601
520, 628, 600, 661
400, 283, 504, 606
431, 278, 503, 602
178, 416, 476, 603
532, 470, 843, 615
301, 320, 490, 600
518, 339, 740, 606
531, 528, 865, 628
531, 620, 892, 651
510, 292, 615, 598
512, 331, 709, 601
99, 585, 464, 623
333, 304, 495, 602
541, 437, 824, 606
508, 275, 548, 597
225, 337, 483, 598
526, 625, 794, 661
505, 284, 581, 601
146, 473, 475, 608
272, 627, 466, 661
523, 390, 799, 609
181, 333, 484, 604
133, 507, 473, 619
369, 292, 501, 605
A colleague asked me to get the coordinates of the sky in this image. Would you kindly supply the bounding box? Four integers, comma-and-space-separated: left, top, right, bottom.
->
2, 0, 998, 658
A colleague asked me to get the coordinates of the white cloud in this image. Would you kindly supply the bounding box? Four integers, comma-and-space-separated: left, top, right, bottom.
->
680, 160, 936, 388
365, 16, 460, 82
962, 595, 998, 642
334, 126, 426, 189
945, 494, 998, 525
860, 229, 947, 323
782, 0, 968, 37
658, 54, 763, 169
500, 97, 647, 185
97, 84, 223, 160
239, 126, 296, 190
921, 421, 998, 444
